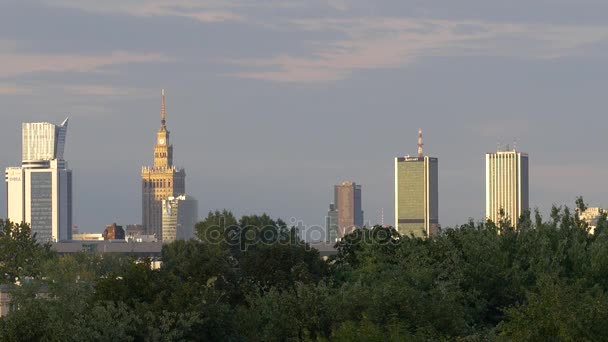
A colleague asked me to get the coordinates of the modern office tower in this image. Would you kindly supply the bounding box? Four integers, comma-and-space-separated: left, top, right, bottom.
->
326, 203, 338, 243
485, 148, 529, 228
142, 90, 186, 239
5, 119, 73, 242
334, 181, 364, 239
394, 129, 439, 237
161, 195, 198, 243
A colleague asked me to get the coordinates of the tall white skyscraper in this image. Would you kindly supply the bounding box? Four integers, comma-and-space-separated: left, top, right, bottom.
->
485, 148, 529, 228
162, 195, 198, 243
5, 119, 73, 242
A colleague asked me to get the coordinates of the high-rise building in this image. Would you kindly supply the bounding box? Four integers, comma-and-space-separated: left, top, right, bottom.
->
334, 181, 364, 239
394, 129, 439, 237
142, 90, 186, 238
162, 195, 198, 243
485, 148, 529, 228
326, 203, 338, 243
5, 119, 73, 242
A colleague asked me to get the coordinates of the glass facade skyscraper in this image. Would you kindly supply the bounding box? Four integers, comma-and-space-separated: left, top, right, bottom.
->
21, 119, 69, 166
334, 182, 364, 239
5, 119, 73, 242
394, 130, 439, 237
161, 195, 198, 243
394, 156, 439, 237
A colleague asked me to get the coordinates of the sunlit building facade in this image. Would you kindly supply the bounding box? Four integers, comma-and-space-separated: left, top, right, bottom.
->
5, 119, 72, 242
334, 182, 364, 239
485, 149, 529, 228
394, 130, 439, 237
162, 195, 198, 243
142, 90, 186, 239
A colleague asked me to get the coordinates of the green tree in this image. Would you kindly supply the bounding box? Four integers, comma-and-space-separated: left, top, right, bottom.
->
0, 220, 53, 284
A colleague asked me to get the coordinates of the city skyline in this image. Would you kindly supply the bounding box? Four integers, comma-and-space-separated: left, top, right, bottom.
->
2, 1, 608, 231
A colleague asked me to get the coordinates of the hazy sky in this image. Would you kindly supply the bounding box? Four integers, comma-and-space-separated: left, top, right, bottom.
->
2, 0, 608, 232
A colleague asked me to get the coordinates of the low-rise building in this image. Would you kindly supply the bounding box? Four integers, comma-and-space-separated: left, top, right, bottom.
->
72, 233, 104, 241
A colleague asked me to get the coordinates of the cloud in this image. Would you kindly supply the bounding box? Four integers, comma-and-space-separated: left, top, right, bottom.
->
228, 18, 608, 82
44, 0, 245, 23
0, 84, 32, 95
0, 51, 170, 77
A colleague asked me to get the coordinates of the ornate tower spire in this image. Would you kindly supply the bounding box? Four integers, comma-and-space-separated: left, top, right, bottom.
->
161, 89, 166, 127
417, 128, 424, 158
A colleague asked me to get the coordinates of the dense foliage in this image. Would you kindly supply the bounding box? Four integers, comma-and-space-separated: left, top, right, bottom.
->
1, 200, 608, 341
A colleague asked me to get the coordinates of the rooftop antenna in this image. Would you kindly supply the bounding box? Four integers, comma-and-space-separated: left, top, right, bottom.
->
161, 89, 166, 127
417, 128, 424, 158
381, 208, 385, 227
513, 138, 518, 152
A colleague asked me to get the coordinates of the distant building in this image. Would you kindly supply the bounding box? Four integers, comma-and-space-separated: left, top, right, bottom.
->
161, 195, 198, 243
72, 233, 104, 241
334, 182, 364, 239
486, 148, 529, 228
394, 129, 439, 237
0, 284, 48, 318
126, 224, 145, 238
103, 223, 125, 240
579, 207, 606, 234
326, 203, 338, 243
5, 119, 73, 242
0, 285, 12, 318
141, 90, 186, 238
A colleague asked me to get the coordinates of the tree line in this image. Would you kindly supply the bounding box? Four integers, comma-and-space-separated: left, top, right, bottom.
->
1, 200, 608, 341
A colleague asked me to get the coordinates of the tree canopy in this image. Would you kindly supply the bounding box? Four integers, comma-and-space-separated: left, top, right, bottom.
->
1, 202, 608, 341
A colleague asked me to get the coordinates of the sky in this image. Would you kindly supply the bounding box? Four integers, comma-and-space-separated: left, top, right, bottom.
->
1, 0, 608, 233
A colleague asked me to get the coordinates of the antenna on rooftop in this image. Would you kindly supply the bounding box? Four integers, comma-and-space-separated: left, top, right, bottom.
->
417, 128, 424, 158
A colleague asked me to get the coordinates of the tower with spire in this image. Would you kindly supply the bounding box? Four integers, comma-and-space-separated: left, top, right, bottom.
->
394, 129, 439, 237
141, 89, 186, 239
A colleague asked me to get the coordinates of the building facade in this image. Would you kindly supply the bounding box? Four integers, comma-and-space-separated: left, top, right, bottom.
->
394, 130, 439, 237
326, 203, 338, 243
578, 207, 605, 234
72, 233, 104, 241
161, 195, 198, 243
103, 223, 126, 240
5, 119, 72, 242
142, 90, 186, 239
485, 149, 529, 228
334, 181, 364, 239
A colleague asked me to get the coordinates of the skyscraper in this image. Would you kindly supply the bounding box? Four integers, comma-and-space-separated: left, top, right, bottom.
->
334, 181, 364, 239
162, 195, 198, 243
326, 203, 338, 243
142, 90, 186, 238
485, 148, 529, 228
5, 119, 73, 242
394, 129, 439, 237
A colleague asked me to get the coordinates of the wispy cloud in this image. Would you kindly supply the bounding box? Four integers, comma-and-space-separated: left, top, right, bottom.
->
44, 0, 246, 23
0, 51, 170, 77
0, 84, 32, 95
61, 85, 151, 97
229, 18, 608, 82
